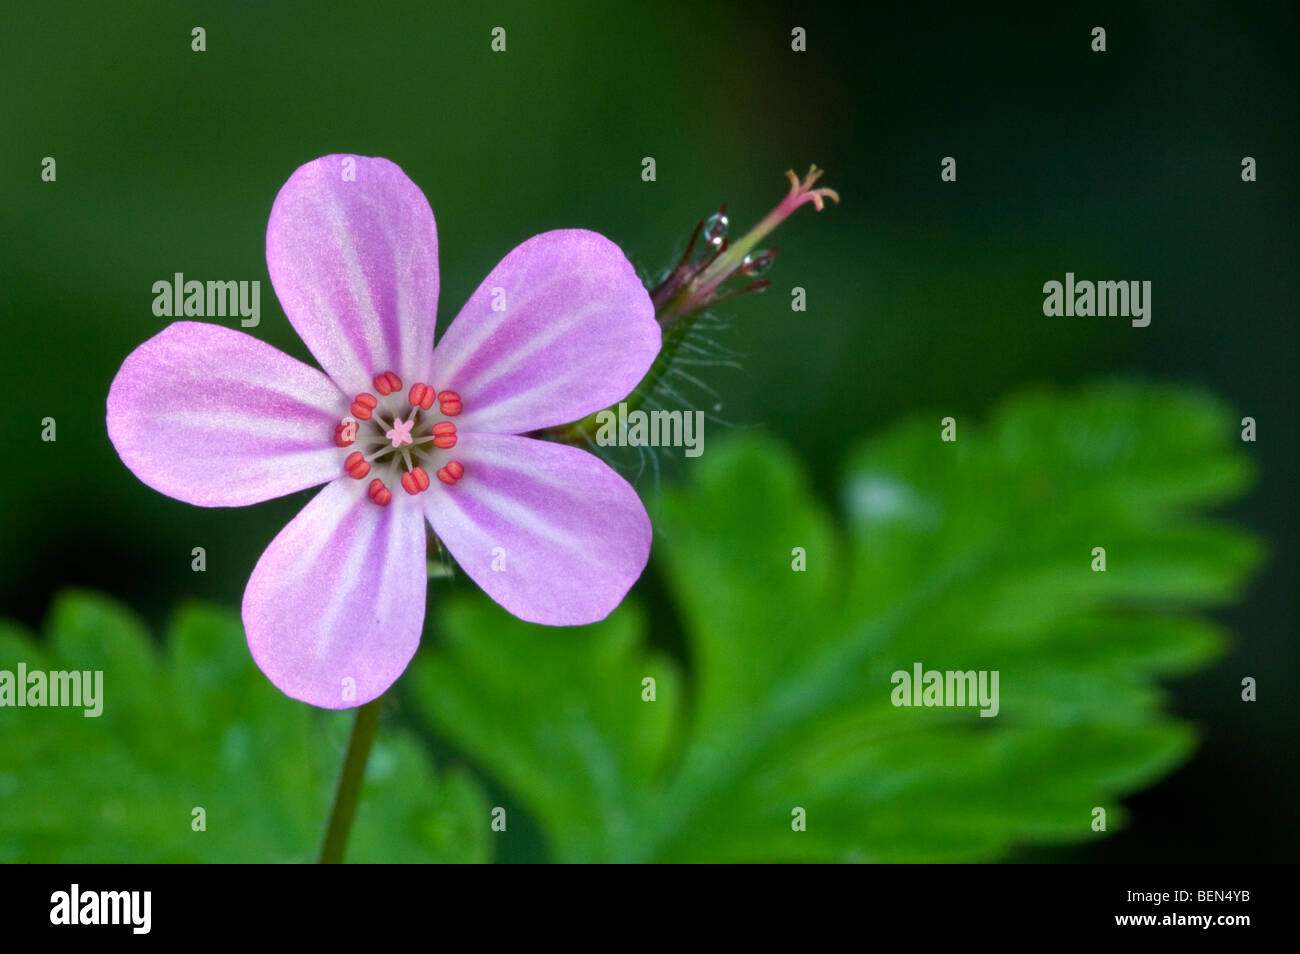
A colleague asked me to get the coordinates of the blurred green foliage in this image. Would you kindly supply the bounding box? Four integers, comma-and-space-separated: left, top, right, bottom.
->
415, 383, 1258, 862
0, 594, 488, 863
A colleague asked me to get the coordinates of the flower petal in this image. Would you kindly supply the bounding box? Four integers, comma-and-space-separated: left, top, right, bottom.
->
430, 229, 659, 434
266, 154, 440, 395
243, 478, 428, 708
106, 321, 345, 507
423, 432, 651, 625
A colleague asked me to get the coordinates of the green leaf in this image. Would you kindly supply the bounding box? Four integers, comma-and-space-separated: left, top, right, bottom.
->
411, 382, 1261, 861
0, 593, 489, 863
413, 598, 681, 862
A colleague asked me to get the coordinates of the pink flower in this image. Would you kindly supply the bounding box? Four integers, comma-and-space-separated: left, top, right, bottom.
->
107, 155, 659, 708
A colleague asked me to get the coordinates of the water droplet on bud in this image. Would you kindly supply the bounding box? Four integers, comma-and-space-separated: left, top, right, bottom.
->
703, 211, 729, 248
741, 248, 776, 276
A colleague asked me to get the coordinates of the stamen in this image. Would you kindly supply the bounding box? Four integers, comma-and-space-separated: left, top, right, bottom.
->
408, 382, 435, 410
400, 466, 431, 495
333, 419, 358, 447
343, 451, 370, 479
367, 478, 392, 506
338, 375, 467, 495
372, 371, 403, 395
436, 460, 465, 485
350, 392, 378, 420
438, 390, 462, 416
432, 421, 458, 449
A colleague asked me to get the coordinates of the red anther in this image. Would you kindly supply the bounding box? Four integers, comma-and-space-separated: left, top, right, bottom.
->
400, 466, 430, 495
350, 392, 378, 420
408, 382, 435, 410
373, 372, 399, 395
438, 391, 462, 416
432, 421, 457, 447
333, 422, 356, 447
436, 460, 464, 485
344, 451, 370, 479
432, 422, 457, 449
367, 478, 391, 506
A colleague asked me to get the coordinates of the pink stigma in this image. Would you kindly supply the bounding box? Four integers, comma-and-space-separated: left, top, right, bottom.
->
385, 417, 415, 448
335, 375, 468, 504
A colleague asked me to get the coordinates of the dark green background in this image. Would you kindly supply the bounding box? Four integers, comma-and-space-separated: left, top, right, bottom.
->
2, 1, 1295, 861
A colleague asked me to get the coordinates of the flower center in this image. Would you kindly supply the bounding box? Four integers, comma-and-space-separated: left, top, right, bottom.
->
332, 371, 466, 506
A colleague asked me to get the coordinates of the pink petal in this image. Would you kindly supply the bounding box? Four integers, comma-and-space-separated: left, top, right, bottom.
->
430, 230, 659, 434
243, 478, 428, 708
106, 322, 345, 507
423, 433, 651, 625
266, 155, 440, 396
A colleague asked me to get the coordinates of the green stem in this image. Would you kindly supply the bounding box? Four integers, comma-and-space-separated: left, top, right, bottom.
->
318, 695, 384, 864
